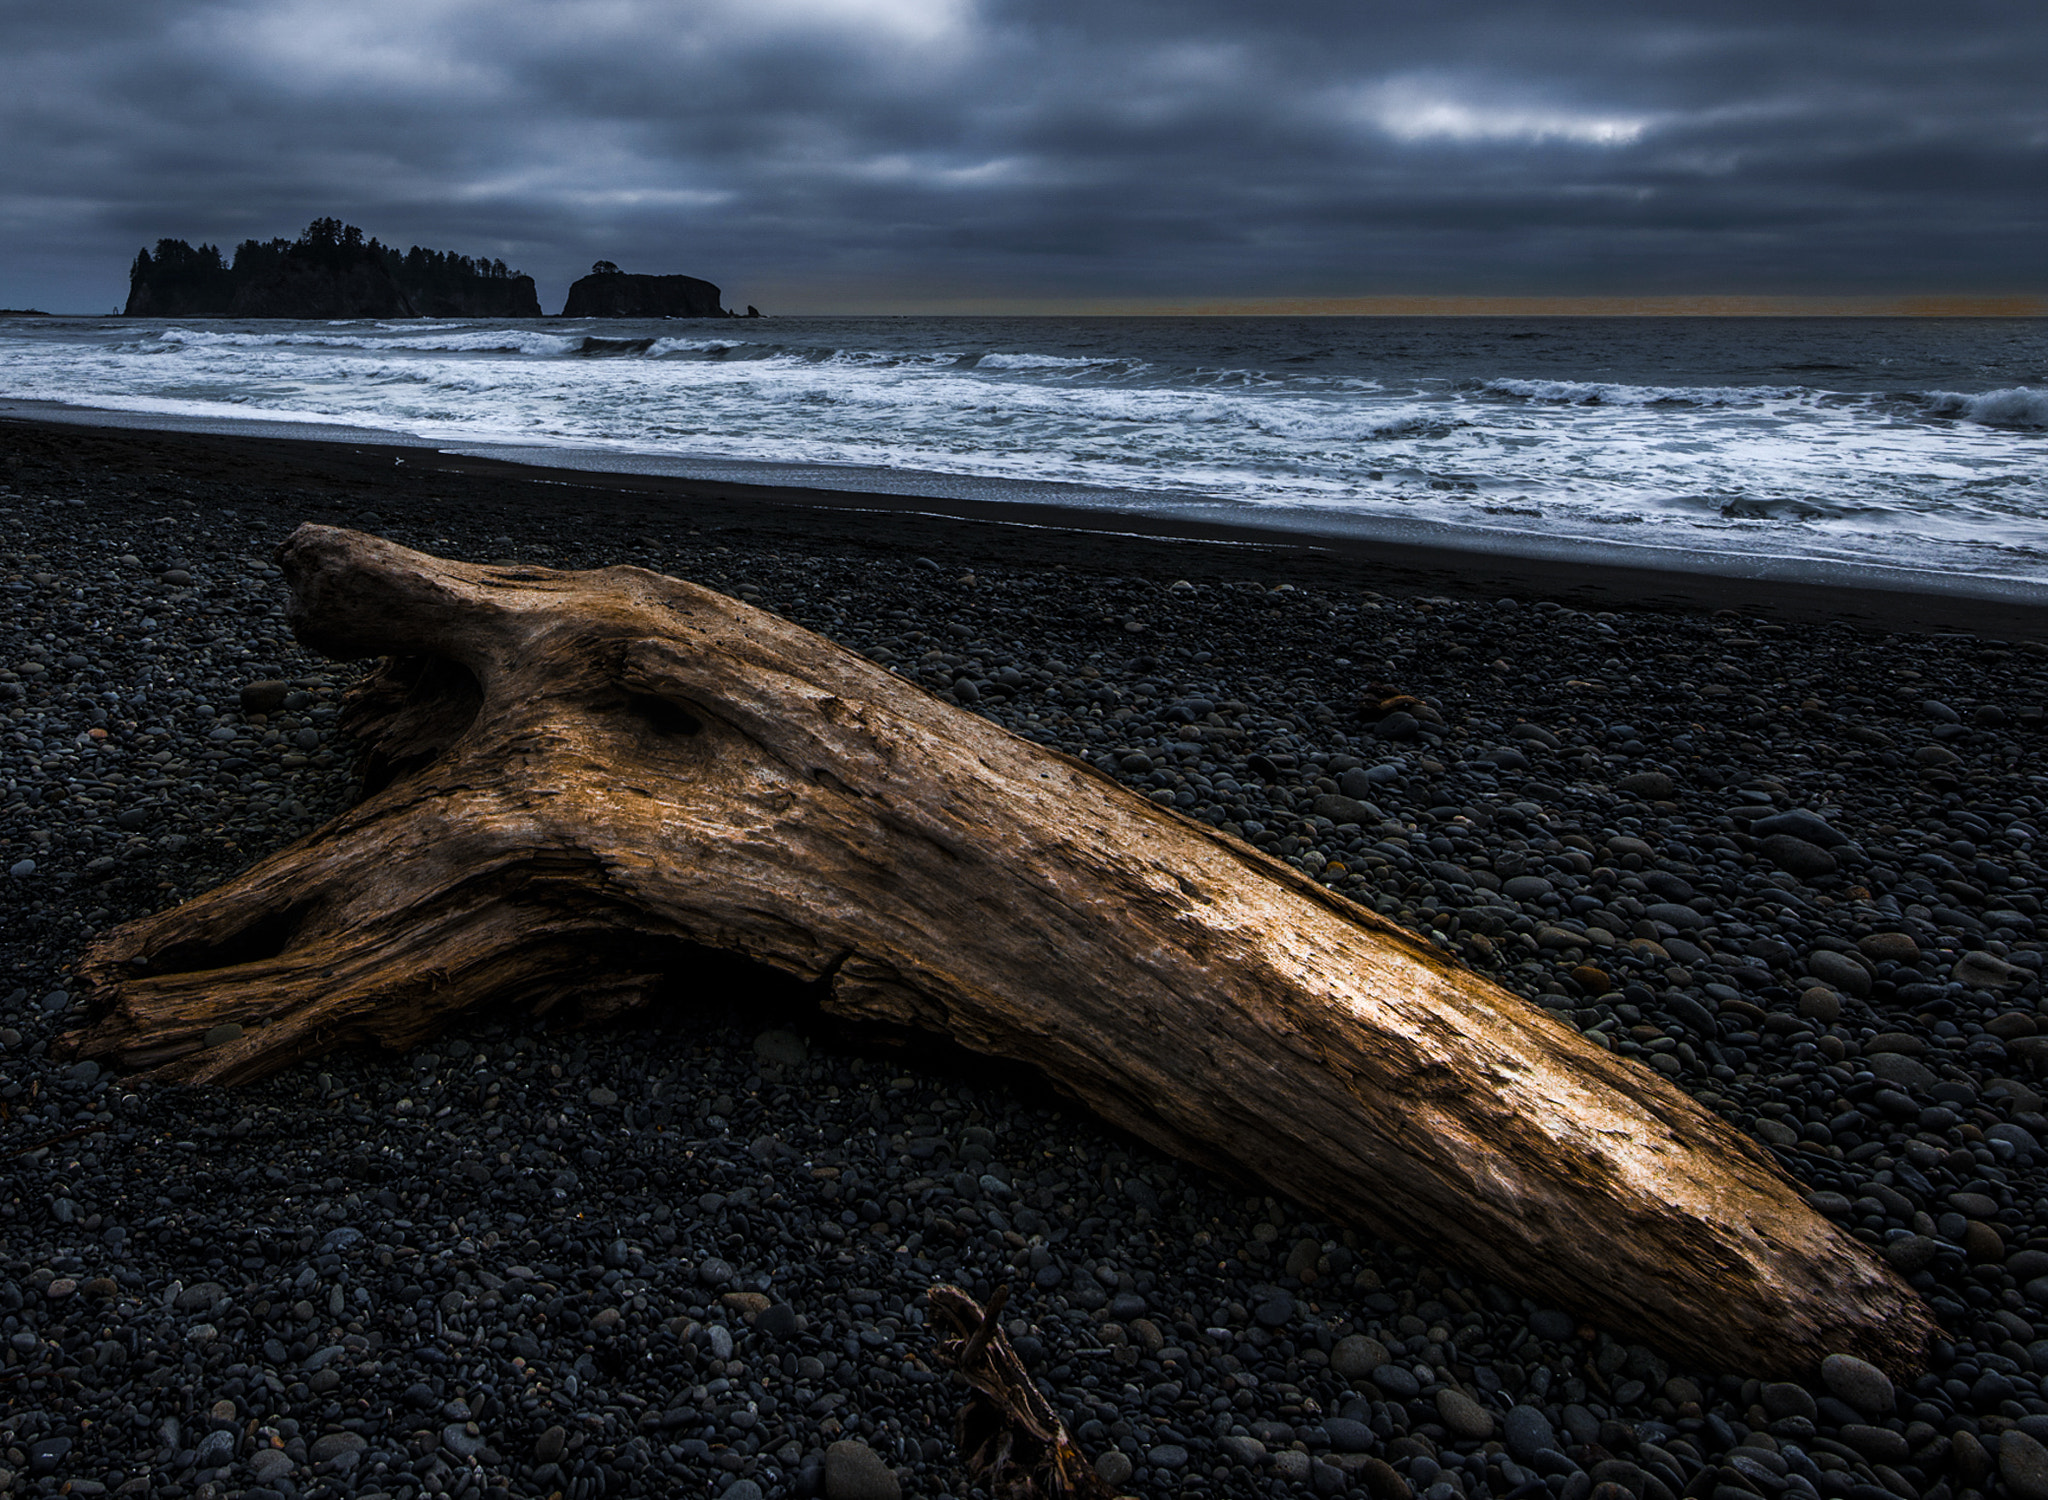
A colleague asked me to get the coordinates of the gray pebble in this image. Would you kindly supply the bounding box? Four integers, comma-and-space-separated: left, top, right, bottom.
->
1818, 1352, 1893, 1415
825, 1438, 901, 1500
1435, 1387, 1494, 1441
1502, 1405, 1555, 1462
2005, 1430, 2048, 1500
1331, 1332, 1389, 1380
194, 1429, 236, 1469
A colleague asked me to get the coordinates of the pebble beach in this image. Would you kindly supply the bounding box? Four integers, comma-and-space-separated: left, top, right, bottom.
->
5, 415, 2048, 1500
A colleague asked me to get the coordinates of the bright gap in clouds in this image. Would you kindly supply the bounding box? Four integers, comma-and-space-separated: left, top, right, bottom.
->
1360, 81, 1651, 146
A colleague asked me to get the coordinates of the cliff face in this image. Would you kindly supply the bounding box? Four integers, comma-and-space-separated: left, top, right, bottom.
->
125, 220, 542, 319
226, 259, 416, 319
406, 275, 541, 319
560, 271, 728, 318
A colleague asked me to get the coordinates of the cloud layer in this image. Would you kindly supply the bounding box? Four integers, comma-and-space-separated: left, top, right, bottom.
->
2, 0, 2044, 311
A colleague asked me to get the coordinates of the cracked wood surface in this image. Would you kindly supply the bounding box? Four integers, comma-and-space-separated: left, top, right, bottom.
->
65, 525, 1933, 1378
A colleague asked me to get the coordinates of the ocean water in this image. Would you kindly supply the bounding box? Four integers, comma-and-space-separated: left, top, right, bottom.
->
2, 313, 2044, 593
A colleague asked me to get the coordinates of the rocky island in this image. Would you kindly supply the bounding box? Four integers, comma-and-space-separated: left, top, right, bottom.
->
124, 217, 542, 319
560, 261, 733, 318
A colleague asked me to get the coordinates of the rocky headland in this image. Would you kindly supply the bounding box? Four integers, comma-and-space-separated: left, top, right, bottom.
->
124, 219, 542, 320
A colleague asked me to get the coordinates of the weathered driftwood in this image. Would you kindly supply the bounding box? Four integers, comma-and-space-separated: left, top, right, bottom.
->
928, 1285, 1115, 1499
65, 525, 1932, 1378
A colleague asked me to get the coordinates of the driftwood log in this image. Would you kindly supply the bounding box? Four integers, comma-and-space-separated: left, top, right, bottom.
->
65, 525, 1933, 1379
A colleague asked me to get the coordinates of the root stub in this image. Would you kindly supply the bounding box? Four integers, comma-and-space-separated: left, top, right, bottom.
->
65, 524, 1934, 1379
928, 1285, 1118, 1500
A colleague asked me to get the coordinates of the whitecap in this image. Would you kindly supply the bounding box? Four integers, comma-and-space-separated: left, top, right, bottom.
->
1923, 387, 2048, 429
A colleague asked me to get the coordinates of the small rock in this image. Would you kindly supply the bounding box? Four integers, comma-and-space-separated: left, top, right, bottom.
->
194, 1429, 237, 1469
1865, 1051, 1938, 1090
1839, 1423, 1908, 1464
1964, 1220, 2006, 1263
1761, 1381, 1817, 1420
1502, 1405, 1556, 1462
533, 1425, 567, 1464
1803, 949, 1871, 997
1311, 793, 1382, 826
1797, 987, 1841, 1022
1615, 771, 1674, 800
825, 1438, 902, 1500
1820, 1352, 1895, 1414
239, 679, 291, 712
1884, 1235, 1938, 1274
1760, 834, 1836, 879
1272, 1449, 1313, 1483
309, 1431, 366, 1464
1956, 951, 2028, 992
249, 1447, 295, 1482
1435, 1388, 1494, 1441
1357, 1455, 1411, 1500
1331, 1333, 1390, 1381
1752, 809, 1848, 847
1859, 931, 1920, 964
1095, 1450, 1134, 1486
1324, 1416, 1375, 1453
27, 1436, 71, 1475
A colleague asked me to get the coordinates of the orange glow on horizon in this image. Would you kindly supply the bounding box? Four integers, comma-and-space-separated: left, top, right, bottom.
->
799, 292, 2047, 318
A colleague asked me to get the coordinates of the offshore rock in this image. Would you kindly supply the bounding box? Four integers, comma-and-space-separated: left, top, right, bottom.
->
561, 268, 729, 318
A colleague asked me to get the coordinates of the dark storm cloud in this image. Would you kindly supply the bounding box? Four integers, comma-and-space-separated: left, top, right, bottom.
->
0, 0, 2043, 310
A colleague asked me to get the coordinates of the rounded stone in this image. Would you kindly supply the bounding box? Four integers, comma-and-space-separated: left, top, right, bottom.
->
1796, 987, 1841, 1022
1325, 1416, 1375, 1453
239, 679, 292, 712
1859, 931, 1920, 964
1760, 834, 1835, 879
1502, 1405, 1556, 1462
1095, 1450, 1134, 1487
824, 1438, 901, 1500
1435, 1387, 1494, 1441
1615, 771, 1674, 800
1804, 949, 1872, 997
1761, 1381, 1816, 1421
1331, 1333, 1390, 1381
1819, 1352, 1894, 1416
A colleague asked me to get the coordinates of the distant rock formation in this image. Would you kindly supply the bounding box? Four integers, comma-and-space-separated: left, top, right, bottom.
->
125, 218, 542, 319
560, 264, 729, 318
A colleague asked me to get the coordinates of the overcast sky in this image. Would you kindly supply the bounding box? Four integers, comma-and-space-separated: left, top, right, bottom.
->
2, 0, 2044, 314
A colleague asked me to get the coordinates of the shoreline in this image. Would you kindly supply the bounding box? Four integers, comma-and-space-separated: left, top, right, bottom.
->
5, 406, 2048, 641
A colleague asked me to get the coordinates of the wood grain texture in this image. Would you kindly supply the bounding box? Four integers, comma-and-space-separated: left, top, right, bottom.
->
65, 525, 1934, 1378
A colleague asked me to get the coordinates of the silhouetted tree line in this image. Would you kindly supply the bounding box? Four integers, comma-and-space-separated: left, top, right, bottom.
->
126, 218, 539, 318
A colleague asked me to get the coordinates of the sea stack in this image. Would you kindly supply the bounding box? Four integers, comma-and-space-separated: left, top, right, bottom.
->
560, 262, 729, 318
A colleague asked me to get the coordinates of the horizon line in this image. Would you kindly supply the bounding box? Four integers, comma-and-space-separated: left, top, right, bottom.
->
11, 291, 2046, 319
770, 292, 2048, 317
